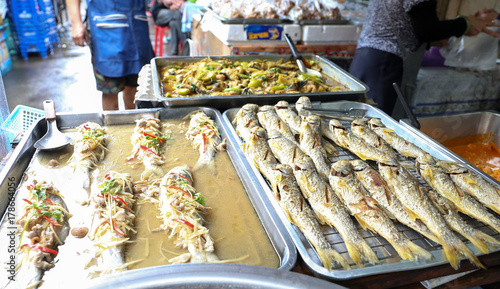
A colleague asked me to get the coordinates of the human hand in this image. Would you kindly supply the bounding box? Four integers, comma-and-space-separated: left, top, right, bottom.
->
475, 8, 499, 22
70, 20, 88, 46
465, 14, 500, 37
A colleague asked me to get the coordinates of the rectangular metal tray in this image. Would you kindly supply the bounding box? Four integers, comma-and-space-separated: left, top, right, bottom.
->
205, 7, 294, 24
222, 100, 500, 280
151, 55, 368, 109
0, 107, 297, 287
400, 111, 500, 187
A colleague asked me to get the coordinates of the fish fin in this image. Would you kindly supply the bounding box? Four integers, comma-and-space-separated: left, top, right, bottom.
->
468, 229, 500, 254
353, 215, 370, 231
193, 158, 216, 173
316, 248, 351, 271
441, 241, 485, 270
404, 207, 420, 222
402, 241, 433, 261
344, 242, 362, 265
141, 165, 165, 180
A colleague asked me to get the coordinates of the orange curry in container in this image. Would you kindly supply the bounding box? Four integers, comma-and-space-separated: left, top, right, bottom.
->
442, 132, 500, 182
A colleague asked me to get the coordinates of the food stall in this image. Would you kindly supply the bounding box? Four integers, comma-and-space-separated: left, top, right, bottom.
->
2, 0, 500, 288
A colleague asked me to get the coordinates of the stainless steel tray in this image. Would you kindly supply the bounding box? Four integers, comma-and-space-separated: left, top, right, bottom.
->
151, 55, 368, 109
0, 107, 297, 287
205, 7, 294, 24
400, 111, 500, 187
222, 100, 500, 280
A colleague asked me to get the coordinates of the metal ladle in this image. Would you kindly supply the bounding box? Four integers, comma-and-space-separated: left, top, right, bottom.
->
34, 100, 72, 150
283, 33, 323, 79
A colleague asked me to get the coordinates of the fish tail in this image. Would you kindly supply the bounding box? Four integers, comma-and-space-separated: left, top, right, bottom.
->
192, 158, 216, 172
398, 241, 433, 261
442, 241, 485, 270
317, 248, 351, 271
141, 165, 165, 180
470, 230, 500, 253
346, 239, 379, 266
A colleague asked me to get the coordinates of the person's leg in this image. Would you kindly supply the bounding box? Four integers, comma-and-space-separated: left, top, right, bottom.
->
122, 86, 137, 109
167, 11, 184, 55
154, 8, 177, 26
102, 93, 119, 110
349, 47, 403, 114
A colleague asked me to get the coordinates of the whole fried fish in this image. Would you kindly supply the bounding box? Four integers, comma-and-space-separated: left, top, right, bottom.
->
378, 162, 483, 270
258, 105, 298, 146
329, 160, 432, 262
275, 100, 302, 135
8, 181, 70, 289
351, 159, 440, 244
232, 103, 260, 143
268, 131, 379, 266
368, 118, 428, 159
439, 161, 500, 216
329, 119, 397, 165
185, 111, 221, 172
243, 126, 278, 179
267, 164, 351, 270
70, 122, 107, 189
351, 118, 399, 161
126, 118, 167, 180
426, 188, 500, 254
296, 96, 338, 145
417, 154, 500, 234
299, 115, 331, 180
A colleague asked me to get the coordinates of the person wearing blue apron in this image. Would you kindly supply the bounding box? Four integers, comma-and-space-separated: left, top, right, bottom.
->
66, 0, 155, 110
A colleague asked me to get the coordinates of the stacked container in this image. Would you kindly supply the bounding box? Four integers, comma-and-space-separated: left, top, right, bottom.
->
9, 0, 59, 59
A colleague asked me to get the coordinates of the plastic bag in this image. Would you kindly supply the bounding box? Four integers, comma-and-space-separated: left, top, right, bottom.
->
440, 27, 500, 71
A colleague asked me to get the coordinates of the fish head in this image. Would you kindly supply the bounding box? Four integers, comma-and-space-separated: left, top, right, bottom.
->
330, 159, 353, 177
259, 105, 275, 112
242, 103, 259, 113
274, 100, 290, 110
329, 119, 345, 131
368, 118, 385, 129
351, 159, 370, 171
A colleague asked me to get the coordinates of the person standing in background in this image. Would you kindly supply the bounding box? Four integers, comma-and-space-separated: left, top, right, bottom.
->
150, 0, 187, 56
349, 0, 499, 115
66, 0, 155, 110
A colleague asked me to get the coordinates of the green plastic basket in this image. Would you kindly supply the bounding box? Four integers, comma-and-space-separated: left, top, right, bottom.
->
1, 105, 44, 143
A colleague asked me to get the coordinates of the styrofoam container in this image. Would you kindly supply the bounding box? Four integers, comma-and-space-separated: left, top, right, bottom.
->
302, 24, 362, 45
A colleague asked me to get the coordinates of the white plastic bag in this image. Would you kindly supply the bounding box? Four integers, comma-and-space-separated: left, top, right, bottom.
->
440, 28, 500, 71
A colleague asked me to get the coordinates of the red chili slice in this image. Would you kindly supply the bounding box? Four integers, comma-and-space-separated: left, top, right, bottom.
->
23, 199, 61, 227
83, 123, 90, 130
144, 132, 165, 141
106, 219, 125, 236
21, 244, 58, 255
97, 194, 130, 211
147, 118, 160, 123
172, 218, 194, 229
165, 185, 194, 199
167, 172, 192, 186
104, 173, 111, 180
201, 133, 207, 153
140, 144, 159, 156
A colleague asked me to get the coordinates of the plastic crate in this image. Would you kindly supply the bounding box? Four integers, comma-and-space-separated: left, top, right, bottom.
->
1, 105, 44, 143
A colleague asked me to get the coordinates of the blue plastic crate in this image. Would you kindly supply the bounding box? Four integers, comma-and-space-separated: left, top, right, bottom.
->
1, 105, 44, 143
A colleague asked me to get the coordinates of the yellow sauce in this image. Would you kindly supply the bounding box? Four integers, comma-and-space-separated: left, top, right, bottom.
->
442, 133, 500, 182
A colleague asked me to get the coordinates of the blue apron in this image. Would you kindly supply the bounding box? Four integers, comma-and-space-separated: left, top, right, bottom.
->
87, 0, 155, 78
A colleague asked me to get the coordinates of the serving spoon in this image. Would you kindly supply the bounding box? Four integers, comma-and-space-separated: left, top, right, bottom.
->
283, 33, 323, 79
34, 100, 72, 150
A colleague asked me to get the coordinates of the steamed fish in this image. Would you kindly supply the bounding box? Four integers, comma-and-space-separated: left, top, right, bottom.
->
299, 115, 331, 180
329, 119, 396, 165
439, 161, 500, 215
9, 181, 70, 289
89, 171, 136, 274
378, 162, 483, 269
157, 166, 221, 263
329, 160, 432, 262
417, 154, 500, 234
351, 159, 440, 244
127, 118, 169, 180
368, 118, 428, 159
185, 111, 221, 172
267, 131, 379, 266
232, 103, 260, 142
70, 122, 106, 189
426, 188, 500, 254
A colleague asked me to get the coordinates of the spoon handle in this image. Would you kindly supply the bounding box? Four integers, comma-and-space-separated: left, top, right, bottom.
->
43, 100, 56, 121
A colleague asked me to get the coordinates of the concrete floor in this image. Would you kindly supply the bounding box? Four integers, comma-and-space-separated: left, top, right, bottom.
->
3, 18, 168, 114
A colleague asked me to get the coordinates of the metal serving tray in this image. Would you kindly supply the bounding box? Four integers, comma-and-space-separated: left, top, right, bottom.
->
0, 107, 297, 287
222, 100, 500, 280
400, 111, 500, 187
205, 7, 294, 24
151, 55, 368, 109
